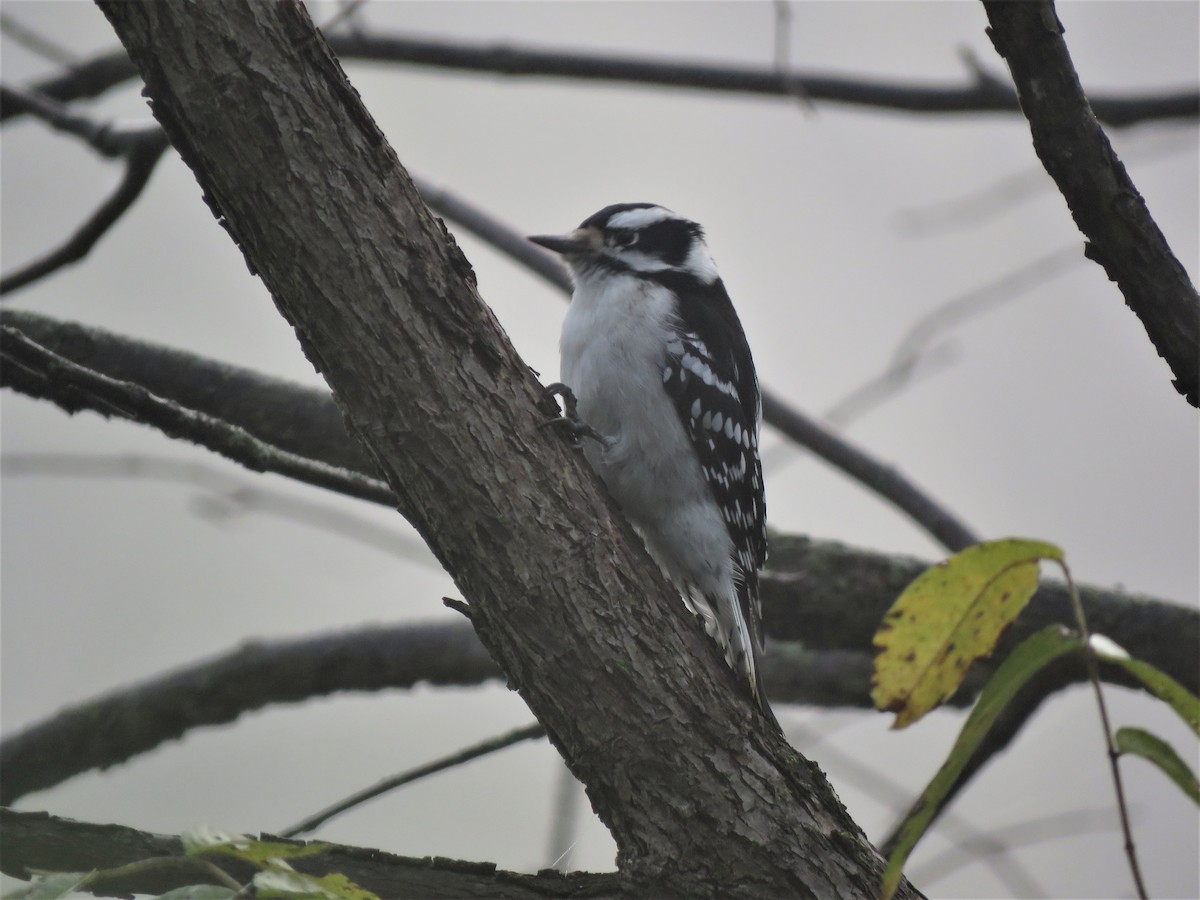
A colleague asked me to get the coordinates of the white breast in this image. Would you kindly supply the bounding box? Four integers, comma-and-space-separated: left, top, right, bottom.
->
559, 270, 734, 600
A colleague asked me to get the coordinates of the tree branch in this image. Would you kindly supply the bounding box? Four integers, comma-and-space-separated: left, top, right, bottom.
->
0, 326, 394, 505
0, 309, 379, 476
0, 620, 500, 805
3, 33, 1195, 128
0, 808, 624, 899
2, 542, 1191, 807
983, 1, 1200, 406
0, 85, 170, 296
279, 722, 548, 838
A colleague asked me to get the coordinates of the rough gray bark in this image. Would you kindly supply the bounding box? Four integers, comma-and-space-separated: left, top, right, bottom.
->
90, 1, 920, 896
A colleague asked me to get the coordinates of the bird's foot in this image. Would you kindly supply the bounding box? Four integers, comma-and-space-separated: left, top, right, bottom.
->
540, 382, 609, 450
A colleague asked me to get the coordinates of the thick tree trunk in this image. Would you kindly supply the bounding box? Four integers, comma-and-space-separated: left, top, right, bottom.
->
95, 0, 920, 897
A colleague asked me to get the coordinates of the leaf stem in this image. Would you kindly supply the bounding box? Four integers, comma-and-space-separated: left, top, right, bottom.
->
1056, 559, 1148, 899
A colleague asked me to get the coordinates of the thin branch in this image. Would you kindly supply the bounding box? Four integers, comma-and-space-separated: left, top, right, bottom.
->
983, 1, 1200, 406
822, 246, 1080, 427
771, 0, 812, 112
0, 135, 166, 295
0, 619, 502, 805
0, 326, 395, 505
2, 452, 439, 568
319, 32, 1200, 127
2, 548, 1191, 807
908, 806, 1118, 889
1, 308, 380, 477
760, 391, 979, 550
280, 723, 546, 838
762, 535, 1199, 695
789, 720, 1047, 899
1, 808, 622, 899
3, 33, 1195, 128
0, 13, 79, 66
317, 0, 368, 34
0, 85, 169, 296
414, 175, 574, 291
0, 49, 137, 121
1, 83, 158, 155
0, 618, 883, 807
896, 126, 1199, 236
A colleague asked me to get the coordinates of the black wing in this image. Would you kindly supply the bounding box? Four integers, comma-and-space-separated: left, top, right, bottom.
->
655, 273, 768, 631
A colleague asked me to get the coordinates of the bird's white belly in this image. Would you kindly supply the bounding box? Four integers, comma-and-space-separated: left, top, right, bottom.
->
559, 273, 733, 595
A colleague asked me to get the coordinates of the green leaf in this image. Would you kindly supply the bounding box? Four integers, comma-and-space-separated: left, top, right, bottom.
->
880, 624, 1082, 900
253, 869, 379, 899
1115, 726, 1200, 805
2, 873, 91, 900
1093, 650, 1200, 736
154, 888, 239, 900
300, 873, 381, 900
182, 828, 329, 865
872, 538, 1063, 728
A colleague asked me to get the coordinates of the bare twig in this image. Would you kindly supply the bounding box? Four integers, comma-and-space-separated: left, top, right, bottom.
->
823, 246, 1080, 426
0, 619, 503, 805
1, 452, 438, 568
280, 722, 546, 837
3, 34, 1195, 128
761, 392, 979, 550
1, 308, 380, 477
318, 0, 368, 34
0, 326, 395, 505
329, 32, 1197, 127
0, 13, 78, 65
790, 720, 1047, 898
0, 138, 165, 295
896, 126, 1199, 235
1, 83, 158, 155
909, 806, 1118, 892
0, 84, 169, 296
414, 175, 571, 291
771, 0, 812, 111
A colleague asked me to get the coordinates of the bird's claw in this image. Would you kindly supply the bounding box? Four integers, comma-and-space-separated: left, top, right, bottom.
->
541, 382, 608, 449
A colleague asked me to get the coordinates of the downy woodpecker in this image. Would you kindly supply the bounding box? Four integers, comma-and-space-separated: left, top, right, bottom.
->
530, 203, 771, 717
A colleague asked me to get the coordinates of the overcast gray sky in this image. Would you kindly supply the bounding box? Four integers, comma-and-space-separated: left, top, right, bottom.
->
2, 2, 1197, 898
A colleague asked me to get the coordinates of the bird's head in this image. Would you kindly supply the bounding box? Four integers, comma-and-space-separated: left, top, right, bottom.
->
529, 203, 720, 285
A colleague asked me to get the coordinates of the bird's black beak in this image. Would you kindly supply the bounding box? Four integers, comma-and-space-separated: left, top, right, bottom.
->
528, 228, 596, 256
528, 233, 578, 255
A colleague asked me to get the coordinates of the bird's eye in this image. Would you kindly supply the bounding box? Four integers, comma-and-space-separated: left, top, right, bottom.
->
612, 231, 638, 249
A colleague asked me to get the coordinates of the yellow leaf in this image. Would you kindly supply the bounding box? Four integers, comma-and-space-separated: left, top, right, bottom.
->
871, 538, 1062, 728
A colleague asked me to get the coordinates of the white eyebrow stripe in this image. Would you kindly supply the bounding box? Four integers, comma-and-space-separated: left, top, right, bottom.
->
606, 206, 676, 230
